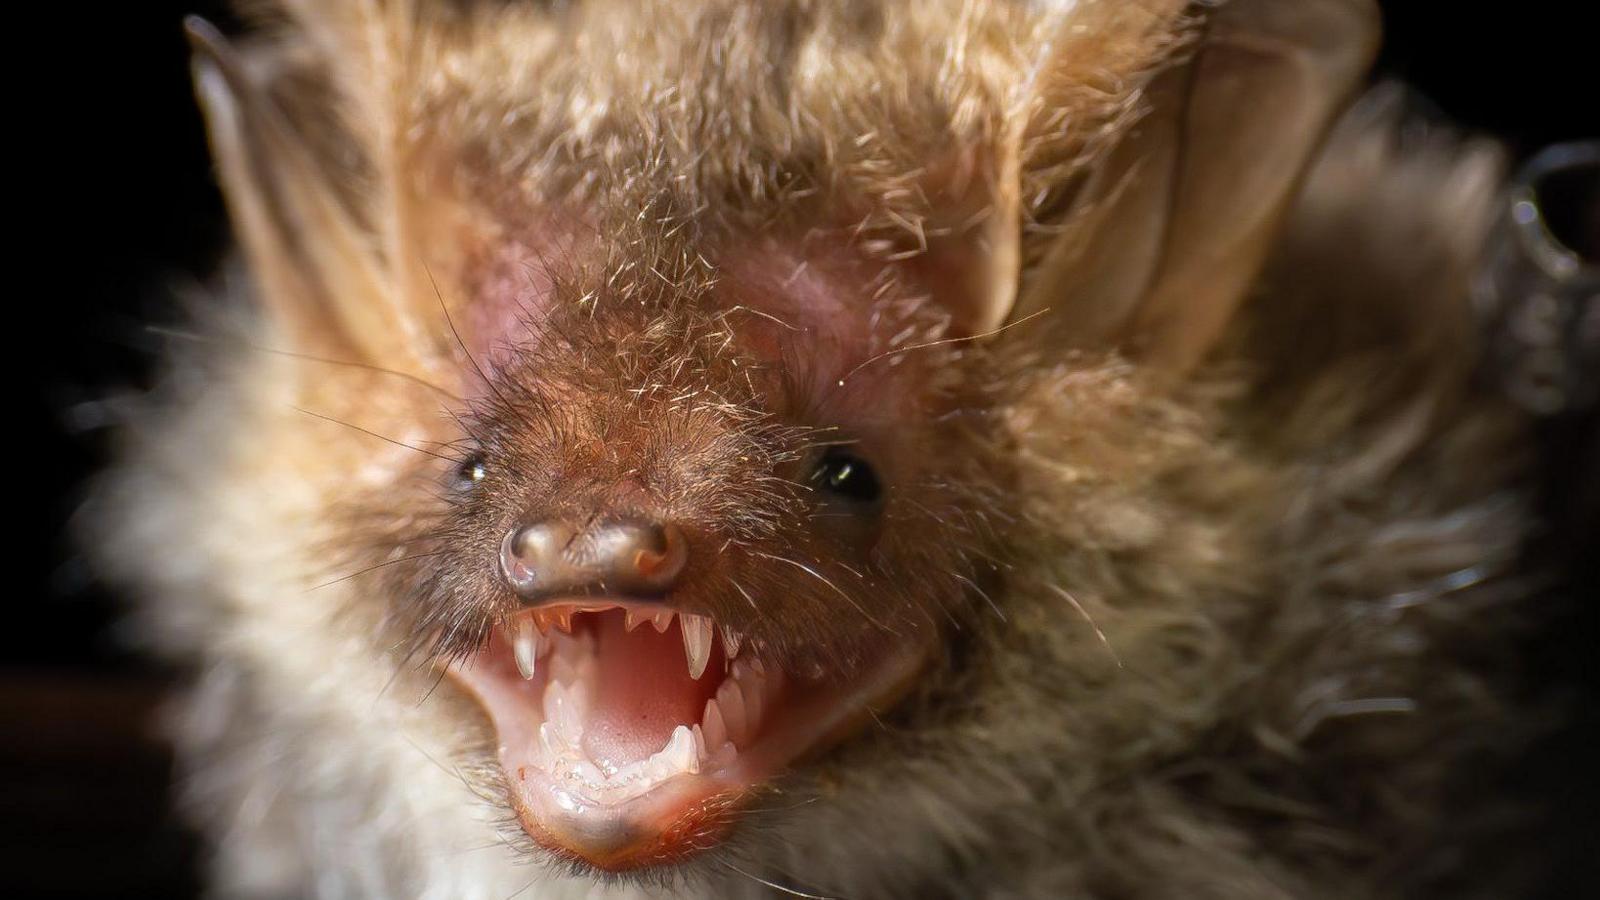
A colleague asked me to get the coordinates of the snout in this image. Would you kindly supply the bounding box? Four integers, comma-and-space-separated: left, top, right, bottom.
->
500, 517, 689, 602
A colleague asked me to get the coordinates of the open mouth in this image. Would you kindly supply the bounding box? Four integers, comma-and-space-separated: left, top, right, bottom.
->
445, 601, 927, 869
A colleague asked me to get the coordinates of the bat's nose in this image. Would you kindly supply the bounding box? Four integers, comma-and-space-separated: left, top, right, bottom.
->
499, 517, 689, 602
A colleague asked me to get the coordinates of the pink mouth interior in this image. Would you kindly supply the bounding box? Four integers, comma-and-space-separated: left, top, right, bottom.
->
582, 613, 722, 768
445, 602, 929, 869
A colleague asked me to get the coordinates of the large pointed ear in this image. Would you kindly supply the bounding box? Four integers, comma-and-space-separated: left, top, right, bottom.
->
186, 12, 442, 370
987, 0, 1380, 372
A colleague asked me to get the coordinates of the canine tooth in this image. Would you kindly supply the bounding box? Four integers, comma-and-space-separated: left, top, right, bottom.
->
651, 609, 675, 633
715, 679, 748, 744
720, 626, 742, 659
681, 614, 714, 680
514, 618, 540, 680
662, 724, 699, 773
701, 699, 728, 750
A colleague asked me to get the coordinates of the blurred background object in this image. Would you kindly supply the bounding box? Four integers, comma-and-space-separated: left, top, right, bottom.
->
14, 2, 1596, 896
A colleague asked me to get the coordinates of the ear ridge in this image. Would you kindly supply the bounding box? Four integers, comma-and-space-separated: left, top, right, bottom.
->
1010, 0, 1380, 372
267, 1, 440, 352
190, 12, 444, 369
925, 0, 1190, 337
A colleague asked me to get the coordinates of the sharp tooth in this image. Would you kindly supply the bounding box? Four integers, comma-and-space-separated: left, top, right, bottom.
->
651, 609, 675, 633
681, 614, 713, 680
553, 609, 574, 633
624, 609, 649, 632
701, 699, 728, 750
532, 609, 554, 634
514, 618, 540, 680
691, 723, 709, 762
662, 724, 699, 773
720, 626, 742, 659
715, 679, 748, 744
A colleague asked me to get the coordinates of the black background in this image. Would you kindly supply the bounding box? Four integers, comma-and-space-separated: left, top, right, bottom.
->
14, 2, 1599, 897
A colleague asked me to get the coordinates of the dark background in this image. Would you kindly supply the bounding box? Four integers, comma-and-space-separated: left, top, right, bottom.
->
15, 2, 1598, 897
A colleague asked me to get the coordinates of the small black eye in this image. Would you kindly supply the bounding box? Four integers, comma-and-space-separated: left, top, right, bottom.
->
813, 446, 882, 506
454, 452, 487, 491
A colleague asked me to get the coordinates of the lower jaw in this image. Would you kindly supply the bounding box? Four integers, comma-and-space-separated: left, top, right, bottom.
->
444, 607, 930, 870
507, 764, 748, 870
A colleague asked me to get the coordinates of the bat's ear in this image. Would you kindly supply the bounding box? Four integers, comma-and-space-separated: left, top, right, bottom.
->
186, 14, 442, 369
986, 0, 1379, 372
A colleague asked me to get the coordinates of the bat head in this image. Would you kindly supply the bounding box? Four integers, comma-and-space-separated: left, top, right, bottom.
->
152, 0, 1386, 884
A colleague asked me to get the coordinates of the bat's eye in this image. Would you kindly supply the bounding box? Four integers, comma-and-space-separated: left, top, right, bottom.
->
813, 446, 882, 507
454, 452, 487, 491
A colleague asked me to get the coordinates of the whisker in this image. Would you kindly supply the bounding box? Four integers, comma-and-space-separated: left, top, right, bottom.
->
1048, 585, 1122, 668
730, 579, 761, 614
307, 552, 446, 592
401, 735, 476, 795
836, 309, 1048, 384
750, 551, 896, 635
427, 265, 511, 408
293, 407, 453, 461
717, 860, 840, 900
149, 326, 462, 401
954, 572, 1005, 622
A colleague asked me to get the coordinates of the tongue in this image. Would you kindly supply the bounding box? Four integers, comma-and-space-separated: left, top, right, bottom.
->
580, 613, 719, 770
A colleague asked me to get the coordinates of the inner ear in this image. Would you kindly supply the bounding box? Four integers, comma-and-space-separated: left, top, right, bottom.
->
997, 0, 1378, 372
899, 148, 1021, 339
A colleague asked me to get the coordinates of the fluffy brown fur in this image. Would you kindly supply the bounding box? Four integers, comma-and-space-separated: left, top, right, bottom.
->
87, 1, 1552, 897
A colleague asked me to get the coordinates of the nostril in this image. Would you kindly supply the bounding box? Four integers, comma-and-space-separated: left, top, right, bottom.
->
627, 523, 688, 590
500, 521, 572, 599
499, 519, 688, 601
587, 520, 689, 593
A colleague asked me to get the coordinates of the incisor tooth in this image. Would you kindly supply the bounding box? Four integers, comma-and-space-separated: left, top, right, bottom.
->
514, 617, 539, 680
531, 609, 554, 634
681, 614, 714, 680
651, 609, 675, 633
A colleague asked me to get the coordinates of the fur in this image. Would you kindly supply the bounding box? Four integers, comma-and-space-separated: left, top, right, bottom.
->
85, 2, 1551, 897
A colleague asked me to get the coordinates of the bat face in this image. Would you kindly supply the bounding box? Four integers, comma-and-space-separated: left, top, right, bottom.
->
362, 230, 998, 867
89, 0, 1558, 896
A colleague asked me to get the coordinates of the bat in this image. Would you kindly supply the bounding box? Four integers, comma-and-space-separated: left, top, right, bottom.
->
86, 0, 1565, 896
